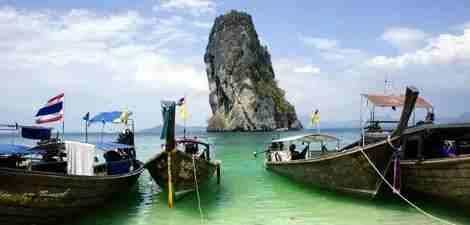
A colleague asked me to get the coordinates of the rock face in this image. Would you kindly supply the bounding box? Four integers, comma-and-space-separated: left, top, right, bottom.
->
204, 10, 302, 132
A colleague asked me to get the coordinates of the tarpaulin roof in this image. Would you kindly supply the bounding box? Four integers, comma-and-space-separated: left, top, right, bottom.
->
92, 142, 134, 151
89, 111, 132, 125
362, 94, 433, 109
21, 126, 52, 140
271, 133, 340, 143
0, 144, 31, 155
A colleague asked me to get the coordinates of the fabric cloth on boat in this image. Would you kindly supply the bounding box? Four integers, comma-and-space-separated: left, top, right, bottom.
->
65, 141, 95, 176
107, 160, 131, 175
441, 141, 456, 157
93, 142, 134, 151
160, 101, 176, 140
271, 151, 291, 162
21, 126, 51, 140
0, 144, 31, 156
88, 111, 133, 125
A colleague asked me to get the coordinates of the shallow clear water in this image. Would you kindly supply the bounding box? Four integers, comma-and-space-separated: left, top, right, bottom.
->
2, 129, 470, 225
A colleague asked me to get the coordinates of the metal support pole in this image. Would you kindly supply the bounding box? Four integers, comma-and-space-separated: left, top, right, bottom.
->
360, 96, 365, 147
85, 120, 88, 143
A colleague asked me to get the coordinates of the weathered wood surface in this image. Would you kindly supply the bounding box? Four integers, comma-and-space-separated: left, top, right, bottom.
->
0, 161, 145, 225
266, 138, 397, 197
401, 156, 470, 206
145, 151, 219, 195
391, 86, 419, 137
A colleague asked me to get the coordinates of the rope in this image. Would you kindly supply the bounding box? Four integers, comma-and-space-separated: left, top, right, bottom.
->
192, 155, 204, 223
387, 135, 400, 151
359, 148, 455, 225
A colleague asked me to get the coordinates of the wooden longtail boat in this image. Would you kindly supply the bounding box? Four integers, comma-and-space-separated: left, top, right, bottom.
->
145, 138, 220, 197
264, 86, 419, 197
399, 123, 470, 206
145, 101, 220, 207
0, 112, 144, 225
0, 161, 144, 225
353, 89, 470, 206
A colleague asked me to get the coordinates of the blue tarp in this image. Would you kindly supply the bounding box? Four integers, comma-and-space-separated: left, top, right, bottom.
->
0, 144, 31, 156
92, 142, 134, 151
89, 111, 122, 125
160, 101, 176, 140
21, 126, 52, 140
107, 160, 131, 175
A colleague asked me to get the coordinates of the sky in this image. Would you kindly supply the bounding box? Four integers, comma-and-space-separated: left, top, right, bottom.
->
1, 0, 470, 131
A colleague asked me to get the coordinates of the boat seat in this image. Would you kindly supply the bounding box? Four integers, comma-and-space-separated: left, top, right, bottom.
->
32, 161, 67, 173
107, 160, 131, 175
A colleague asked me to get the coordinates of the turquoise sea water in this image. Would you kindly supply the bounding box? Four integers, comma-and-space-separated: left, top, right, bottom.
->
2, 129, 470, 225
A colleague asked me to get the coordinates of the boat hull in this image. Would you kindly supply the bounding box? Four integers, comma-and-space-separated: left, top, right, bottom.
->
401, 156, 470, 206
266, 140, 395, 197
145, 151, 219, 196
0, 161, 144, 225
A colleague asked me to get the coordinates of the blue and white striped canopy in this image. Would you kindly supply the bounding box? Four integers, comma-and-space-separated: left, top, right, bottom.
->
0, 144, 31, 155
91, 142, 134, 151
88, 111, 132, 125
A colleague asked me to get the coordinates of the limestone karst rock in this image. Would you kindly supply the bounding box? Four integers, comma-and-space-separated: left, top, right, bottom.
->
204, 10, 302, 131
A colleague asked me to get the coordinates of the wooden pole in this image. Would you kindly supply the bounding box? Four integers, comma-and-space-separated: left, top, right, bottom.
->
216, 164, 221, 185
62, 95, 65, 141
101, 122, 105, 143
391, 86, 419, 137
167, 150, 174, 208
166, 102, 176, 208
85, 120, 88, 143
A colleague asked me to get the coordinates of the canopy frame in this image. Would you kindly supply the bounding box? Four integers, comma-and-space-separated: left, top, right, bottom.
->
271, 133, 340, 144
85, 111, 135, 145
359, 87, 427, 147
361, 94, 433, 109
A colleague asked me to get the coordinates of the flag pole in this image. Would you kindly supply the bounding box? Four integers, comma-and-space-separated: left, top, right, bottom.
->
101, 122, 105, 143
85, 120, 88, 143
183, 95, 187, 139
62, 94, 65, 141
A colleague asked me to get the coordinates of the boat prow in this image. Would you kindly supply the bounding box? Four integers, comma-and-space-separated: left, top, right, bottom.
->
145, 100, 221, 207
145, 150, 220, 197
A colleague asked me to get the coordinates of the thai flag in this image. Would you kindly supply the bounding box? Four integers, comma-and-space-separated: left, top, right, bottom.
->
35, 93, 64, 124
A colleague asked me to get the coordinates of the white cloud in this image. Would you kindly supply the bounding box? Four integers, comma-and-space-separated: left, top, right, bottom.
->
273, 58, 359, 123
299, 36, 338, 50
191, 20, 212, 29
293, 65, 320, 74
135, 53, 207, 91
154, 0, 216, 16
299, 34, 368, 66
462, 22, 470, 30
0, 6, 209, 129
452, 21, 470, 31
291, 27, 470, 123
381, 27, 428, 51
352, 28, 470, 118
368, 29, 470, 70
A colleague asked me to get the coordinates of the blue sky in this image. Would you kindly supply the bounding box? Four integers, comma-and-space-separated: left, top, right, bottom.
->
1, 0, 470, 131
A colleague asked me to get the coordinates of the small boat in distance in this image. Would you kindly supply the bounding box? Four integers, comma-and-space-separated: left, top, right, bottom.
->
145, 100, 221, 208
264, 86, 420, 197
